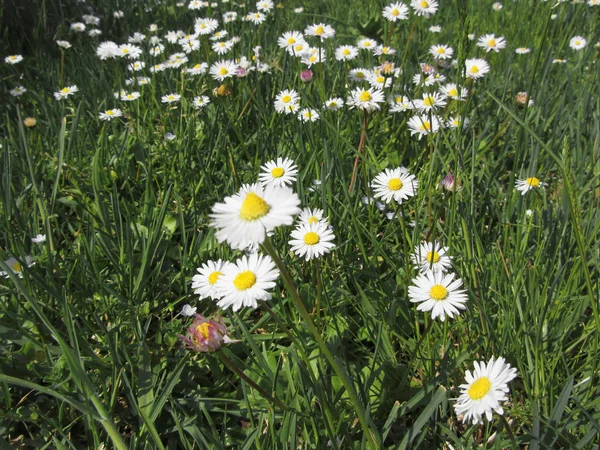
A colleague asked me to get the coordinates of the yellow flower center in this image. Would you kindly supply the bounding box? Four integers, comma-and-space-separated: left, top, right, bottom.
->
376, 76, 385, 83
448, 88, 458, 97
271, 167, 285, 178
356, 72, 365, 79
488, 39, 497, 48
106, 110, 114, 115
470, 65, 480, 74
364, 41, 371, 47
208, 271, 222, 285
395, 96, 402, 103
575, 40, 580, 46
359, 90, 372, 102
423, 96, 435, 107
429, 284, 448, 300
437, 47, 445, 54
391, 8, 399, 16
421, 121, 432, 131
282, 95, 292, 103
426, 251, 440, 263
420, 1, 429, 7
295, 45, 304, 52
233, 271, 257, 290
526, 177, 540, 187
11, 262, 22, 272
304, 232, 320, 245
195, 322, 212, 339
122, 48, 129, 54
194, 64, 201, 69
308, 216, 319, 224
343, 48, 351, 55
468, 377, 492, 400
239, 192, 271, 221
167, 96, 174, 100
61, 88, 69, 93
387, 178, 403, 191
309, 55, 316, 62
9, 56, 16, 60
287, 37, 295, 44
219, 67, 229, 75
315, 25, 325, 35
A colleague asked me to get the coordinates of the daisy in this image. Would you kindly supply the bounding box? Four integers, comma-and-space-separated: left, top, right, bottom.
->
410, 0, 438, 17
120, 91, 141, 101
5, 55, 23, 64
70, 22, 86, 32
357, 38, 378, 51
54, 85, 79, 100
256, 0, 274, 11
367, 73, 392, 90
195, 18, 219, 35
371, 167, 418, 204
412, 241, 452, 273
569, 36, 587, 50
477, 34, 507, 53
304, 23, 335, 40
348, 68, 372, 82
515, 176, 546, 195
192, 259, 230, 300
118, 44, 142, 59
515, 47, 531, 54
56, 40, 72, 49
210, 30, 228, 41
429, 25, 442, 33
429, 44, 453, 60
274, 89, 300, 114
99, 109, 123, 121
129, 32, 146, 44
248, 12, 266, 25
465, 58, 490, 79
407, 114, 442, 139
212, 40, 234, 54
97, 41, 119, 59
300, 49, 326, 67
32, 234, 47, 244
454, 356, 518, 425
181, 39, 201, 53
188, 0, 203, 9
278, 31, 304, 51
186, 63, 208, 75
180, 314, 232, 352
161, 93, 181, 104
389, 95, 414, 113
298, 108, 320, 122
289, 222, 335, 261
383, 2, 409, 21
335, 45, 359, 61
180, 304, 197, 316
288, 42, 309, 56
209, 60, 238, 81
324, 97, 344, 110
259, 158, 298, 187
408, 270, 468, 321
209, 183, 301, 250
10, 86, 27, 97
1, 256, 35, 278
192, 95, 210, 109
413, 92, 447, 112
439, 83, 467, 101
128, 61, 145, 71
215, 253, 280, 311
347, 87, 385, 112
492, 2, 503, 10
113, 10, 124, 18
447, 116, 469, 129
298, 207, 326, 225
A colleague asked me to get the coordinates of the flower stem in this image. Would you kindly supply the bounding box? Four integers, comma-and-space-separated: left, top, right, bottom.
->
348, 110, 369, 193
261, 238, 381, 448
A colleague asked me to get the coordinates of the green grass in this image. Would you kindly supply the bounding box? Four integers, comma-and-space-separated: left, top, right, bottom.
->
1, 0, 599, 448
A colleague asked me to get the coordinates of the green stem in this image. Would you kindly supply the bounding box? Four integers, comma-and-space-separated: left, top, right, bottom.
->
261, 238, 381, 448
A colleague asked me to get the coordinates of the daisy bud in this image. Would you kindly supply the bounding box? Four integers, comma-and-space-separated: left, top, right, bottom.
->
300, 69, 313, 82
23, 117, 37, 128
179, 314, 230, 353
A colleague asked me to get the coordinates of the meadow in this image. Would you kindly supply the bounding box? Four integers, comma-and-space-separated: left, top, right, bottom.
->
1, 0, 599, 448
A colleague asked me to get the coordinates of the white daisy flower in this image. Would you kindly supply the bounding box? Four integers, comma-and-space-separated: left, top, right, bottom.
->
56, 40, 72, 49
298, 108, 320, 122
70, 22, 86, 32
515, 176, 546, 195
31, 234, 47, 244
180, 304, 197, 316
569, 36, 587, 50
357, 38, 378, 51
324, 97, 344, 110
215, 253, 280, 311
10, 86, 27, 97
192, 259, 230, 300
96, 41, 120, 59
195, 18, 219, 35
209, 60, 238, 81
492, 2, 503, 10
278, 31, 305, 51
477, 34, 507, 53
429, 25, 442, 33
429, 44, 454, 60
454, 356, 518, 425
192, 95, 210, 109
347, 87, 385, 112
99, 109, 123, 121
465, 58, 490, 79
304, 23, 335, 40
1, 256, 35, 278
439, 83, 468, 101
256, 0, 274, 12
348, 68, 372, 82
389, 95, 414, 113
274, 89, 300, 114
5, 55, 23, 64
186, 63, 209, 75
118, 44, 142, 59
410, 0, 438, 17
371, 167, 418, 204
407, 114, 442, 139
259, 157, 298, 187
382, 2, 410, 21
298, 207, 326, 225
209, 183, 301, 250
515, 47, 531, 54
54, 85, 79, 100
412, 241, 452, 273
413, 92, 447, 112
335, 45, 359, 61
289, 222, 335, 261
248, 12, 266, 25
373, 45, 397, 56
408, 271, 468, 321
161, 93, 181, 104
300, 48, 326, 67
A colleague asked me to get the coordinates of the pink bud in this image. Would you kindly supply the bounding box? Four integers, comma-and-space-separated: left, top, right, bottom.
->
300, 69, 313, 82
179, 314, 229, 352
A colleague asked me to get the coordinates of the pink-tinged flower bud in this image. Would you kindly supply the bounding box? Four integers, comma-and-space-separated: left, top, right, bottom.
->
300, 69, 313, 82
179, 314, 229, 352
439, 172, 461, 192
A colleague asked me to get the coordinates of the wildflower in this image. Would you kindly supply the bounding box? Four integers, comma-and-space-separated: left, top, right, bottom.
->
256, 0, 274, 11
99, 109, 123, 121
54, 85, 79, 100
56, 40, 72, 49
324, 97, 344, 110
209, 183, 301, 250
128, 61, 145, 71
1, 256, 35, 278
515, 177, 545, 195
192, 259, 230, 300
161, 93, 181, 104
552, 58, 567, 64
113, 10, 124, 18
289, 222, 335, 261
477, 34, 507, 53
357, 38, 378, 51
215, 253, 280, 311
300, 48, 326, 67
294, 7, 304, 12
383, 2, 409, 21
408, 271, 468, 321
23, 117, 36, 128
304, 23, 335, 40
274, 89, 300, 114
5, 55, 23, 64
248, 12, 266, 25
367, 73, 392, 90
118, 44, 142, 59
186, 63, 209, 75
371, 167, 418, 204
411, 0, 439, 17
569, 36, 587, 50
180, 304, 197, 316
412, 241, 452, 273
192, 95, 210, 109
210, 30, 228, 41
10, 86, 27, 97
447, 116, 469, 129
389, 95, 414, 113
180, 314, 230, 352
439, 83, 467, 101
32, 234, 46, 244
429, 25, 442, 33
298, 208, 326, 225
348, 68, 372, 82
374, 45, 397, 56
278, 31, 305, 50
439, 172, 461, 192
413, 92, 447, 112
454, 357, 518, 425
70, 22, 86, 32
515, 47, 531, 54
300, 69, 313, 82
195, 18, 219, 35
298, 108, 320, 122
515, 92, 534, 107
165, 132, 177, 141
259, 157, 298, 187
465, 58, 490, 79
213, 84, 232, 97
209, 60, 238, 81
120, 91, 141, 101
407, 114, 442, 139
492, 2, 503, 10
347, 87, 385, 112
335, 45, 359, 61
430, 44, 453, 60
97, 41, 119, 59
